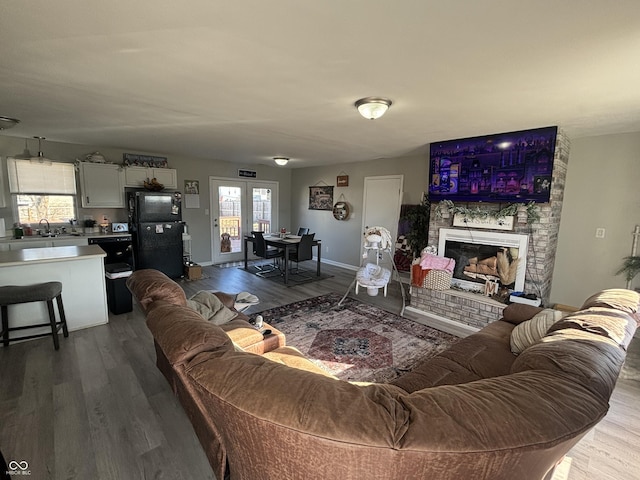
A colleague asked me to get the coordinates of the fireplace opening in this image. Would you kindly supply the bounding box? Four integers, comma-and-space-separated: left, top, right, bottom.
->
438, 228, 528, 294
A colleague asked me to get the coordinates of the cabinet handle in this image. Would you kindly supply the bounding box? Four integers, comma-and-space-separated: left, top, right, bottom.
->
87, 196, 90, 204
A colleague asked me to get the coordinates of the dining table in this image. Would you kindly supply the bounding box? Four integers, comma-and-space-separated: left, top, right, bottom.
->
243, 234, 322, 284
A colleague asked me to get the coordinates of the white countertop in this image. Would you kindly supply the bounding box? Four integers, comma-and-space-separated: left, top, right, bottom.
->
0, 245, 106, 267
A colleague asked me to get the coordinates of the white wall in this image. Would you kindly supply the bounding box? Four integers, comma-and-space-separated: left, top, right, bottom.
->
551, 131, 640, 307
291, 154, 427, 268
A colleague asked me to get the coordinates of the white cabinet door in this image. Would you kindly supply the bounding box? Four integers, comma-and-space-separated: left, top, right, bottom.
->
80, 163, 125, 208
123, 167, 148, 187
52, 237, 88, 247
152, 168, 178, 189
9, 240, 53, 250
124, 166, 178, 189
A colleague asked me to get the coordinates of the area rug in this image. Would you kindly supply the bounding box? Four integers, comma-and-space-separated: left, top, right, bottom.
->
241, 265, 334, 287
255, 293, 459, 382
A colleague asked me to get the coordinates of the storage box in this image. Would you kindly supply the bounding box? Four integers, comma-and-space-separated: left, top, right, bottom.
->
509, 294, 542, 307
184, 263, 202, 280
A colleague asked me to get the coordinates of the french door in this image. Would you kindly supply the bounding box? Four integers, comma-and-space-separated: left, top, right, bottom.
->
209, 177, 278, 264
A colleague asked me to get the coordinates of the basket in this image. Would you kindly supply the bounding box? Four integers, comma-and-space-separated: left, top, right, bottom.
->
411, 262, 452, 290
422, 269, 452, 290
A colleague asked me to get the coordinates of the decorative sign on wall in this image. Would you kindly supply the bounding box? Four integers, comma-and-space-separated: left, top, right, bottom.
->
123, 153, 168, 168
308, 186, 334, 210
337, 175, 349, 187
452, 214, 514, 231
238, 169, 257, 178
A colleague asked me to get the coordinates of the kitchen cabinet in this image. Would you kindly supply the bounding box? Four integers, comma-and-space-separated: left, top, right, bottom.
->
124, 166, 178, 189
6, 236, 88, 250
79, 163, 125, 208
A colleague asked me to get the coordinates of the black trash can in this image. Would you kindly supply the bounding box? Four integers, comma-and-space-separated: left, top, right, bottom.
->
105, 263, 133, 315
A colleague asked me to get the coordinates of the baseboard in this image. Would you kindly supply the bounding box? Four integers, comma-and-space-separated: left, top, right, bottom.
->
405, 306, 479, 337
315, 257, 359, 272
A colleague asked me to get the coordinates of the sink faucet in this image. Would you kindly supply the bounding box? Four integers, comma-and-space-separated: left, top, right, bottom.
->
39, 219, 50, 234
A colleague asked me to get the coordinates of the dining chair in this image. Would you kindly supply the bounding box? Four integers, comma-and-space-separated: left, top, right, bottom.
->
251, 231, 284, 276
297, 227, 310, 236
288, 233, 315, 275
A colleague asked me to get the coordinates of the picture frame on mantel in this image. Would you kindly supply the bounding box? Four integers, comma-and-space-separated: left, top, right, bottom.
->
337, 175, 349, 187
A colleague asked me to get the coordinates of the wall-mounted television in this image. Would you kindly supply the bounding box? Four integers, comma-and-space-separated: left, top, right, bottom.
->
428, 126, 557, 204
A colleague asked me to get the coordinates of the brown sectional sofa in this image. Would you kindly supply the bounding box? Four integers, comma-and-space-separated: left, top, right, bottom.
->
127, 269, 639, 480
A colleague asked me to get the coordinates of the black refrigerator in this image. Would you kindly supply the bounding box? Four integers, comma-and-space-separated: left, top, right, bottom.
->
128, 190, 184, 278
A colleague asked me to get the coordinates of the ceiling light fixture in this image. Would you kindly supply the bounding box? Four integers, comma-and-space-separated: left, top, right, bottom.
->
0, 116, 20, 130
273, 157, 289, 166
32, 136, 52, 163
355, 97, 392, 120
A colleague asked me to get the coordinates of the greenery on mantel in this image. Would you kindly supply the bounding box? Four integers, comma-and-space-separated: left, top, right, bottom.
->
435, 200, 541, 224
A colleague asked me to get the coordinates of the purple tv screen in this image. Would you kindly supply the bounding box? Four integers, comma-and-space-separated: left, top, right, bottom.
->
428, 126, 557, 204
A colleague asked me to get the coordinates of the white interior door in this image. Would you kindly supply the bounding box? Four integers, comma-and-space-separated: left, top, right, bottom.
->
210, 177, 278, 264
362, 175, 404, 253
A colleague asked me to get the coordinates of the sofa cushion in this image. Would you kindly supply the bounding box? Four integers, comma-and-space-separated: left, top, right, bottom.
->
509, 308, 565, 354
263, 346, 336, 377
391, 322, 516, 393
146, 302, 233, 366
581, 288, 639, 314
126, 269, 187, 312
501, 303, 545, 325
188, 290, 238, 325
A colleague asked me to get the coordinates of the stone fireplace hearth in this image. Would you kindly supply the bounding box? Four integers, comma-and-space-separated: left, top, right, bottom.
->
409, 131, 570, 330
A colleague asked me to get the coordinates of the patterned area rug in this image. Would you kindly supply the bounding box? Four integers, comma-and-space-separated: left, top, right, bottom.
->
255, 293, 459, 382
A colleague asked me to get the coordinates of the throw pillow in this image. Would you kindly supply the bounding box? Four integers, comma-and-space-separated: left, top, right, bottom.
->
188, 290, 238, 325
581, 288, 640, 314
510, 308, 565, 355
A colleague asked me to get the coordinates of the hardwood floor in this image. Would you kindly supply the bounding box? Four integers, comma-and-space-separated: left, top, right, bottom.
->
0, 262, 638, 479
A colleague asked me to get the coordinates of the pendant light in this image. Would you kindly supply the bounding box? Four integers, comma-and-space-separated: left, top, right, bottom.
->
33, 136, 51, 162
13, 137, 34, 159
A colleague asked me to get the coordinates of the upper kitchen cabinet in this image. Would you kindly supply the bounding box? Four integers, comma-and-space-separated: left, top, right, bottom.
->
123, 166, 178, 190
79, 162, 125, 208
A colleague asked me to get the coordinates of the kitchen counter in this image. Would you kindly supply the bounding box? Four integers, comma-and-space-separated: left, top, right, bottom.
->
0, 244, 106, 266
0, 232, 131, 244
0, 245, 109, 339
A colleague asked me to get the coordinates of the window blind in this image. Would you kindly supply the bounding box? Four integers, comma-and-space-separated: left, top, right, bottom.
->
7, 158, 77, 194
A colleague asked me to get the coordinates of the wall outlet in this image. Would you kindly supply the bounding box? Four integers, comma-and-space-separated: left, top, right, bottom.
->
595, 227, 606, 238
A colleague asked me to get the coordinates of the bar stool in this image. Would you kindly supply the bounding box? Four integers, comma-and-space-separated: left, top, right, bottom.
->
0, 282, 69, 350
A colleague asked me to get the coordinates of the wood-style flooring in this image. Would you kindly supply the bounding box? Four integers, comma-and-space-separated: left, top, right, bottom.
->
0, 262, 638, 479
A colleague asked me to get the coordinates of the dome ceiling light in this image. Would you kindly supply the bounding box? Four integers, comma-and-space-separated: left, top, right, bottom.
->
273, 157, 289, 166
354, 97, 392, 120
0, 116, 20, 130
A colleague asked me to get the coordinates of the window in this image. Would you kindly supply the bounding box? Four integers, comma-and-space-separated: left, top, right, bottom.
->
7, 158, 77, 225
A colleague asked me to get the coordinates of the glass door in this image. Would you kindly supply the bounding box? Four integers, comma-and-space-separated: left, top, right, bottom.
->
210, 178, 278, 264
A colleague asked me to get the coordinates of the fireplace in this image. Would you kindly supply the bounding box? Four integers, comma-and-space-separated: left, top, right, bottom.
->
438, 228, 528, 294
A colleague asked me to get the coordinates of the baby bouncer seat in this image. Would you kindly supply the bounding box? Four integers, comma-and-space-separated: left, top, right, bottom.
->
339, 226, 406, 315
356, 263, 391, 296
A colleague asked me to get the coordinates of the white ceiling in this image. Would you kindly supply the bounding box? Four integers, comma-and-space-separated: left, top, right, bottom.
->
1, 0, 639, 168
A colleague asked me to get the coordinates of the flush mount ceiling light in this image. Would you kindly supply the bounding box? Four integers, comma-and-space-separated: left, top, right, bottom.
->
0, 116, 20, 130
354, 97, 392, 120
273, 157, 289, 166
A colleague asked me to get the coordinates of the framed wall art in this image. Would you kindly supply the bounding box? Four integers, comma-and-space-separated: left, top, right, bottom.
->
337, 175, 349, 187
308, 186, 334, 210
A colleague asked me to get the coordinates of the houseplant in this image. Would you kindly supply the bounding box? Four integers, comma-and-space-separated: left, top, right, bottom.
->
401, 198, 431, 257
616, 256, 640, 288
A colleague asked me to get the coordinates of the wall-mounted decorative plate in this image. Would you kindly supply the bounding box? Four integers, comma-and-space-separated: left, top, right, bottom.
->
332, 201, 350, 221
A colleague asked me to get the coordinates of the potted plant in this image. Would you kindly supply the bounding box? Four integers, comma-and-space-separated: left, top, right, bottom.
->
401, 198, 431, 258
83, 219, 97, 234
616, 256, 640, 289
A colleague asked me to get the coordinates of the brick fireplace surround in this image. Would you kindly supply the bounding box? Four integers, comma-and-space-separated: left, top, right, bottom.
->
409, 131, 570, 331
